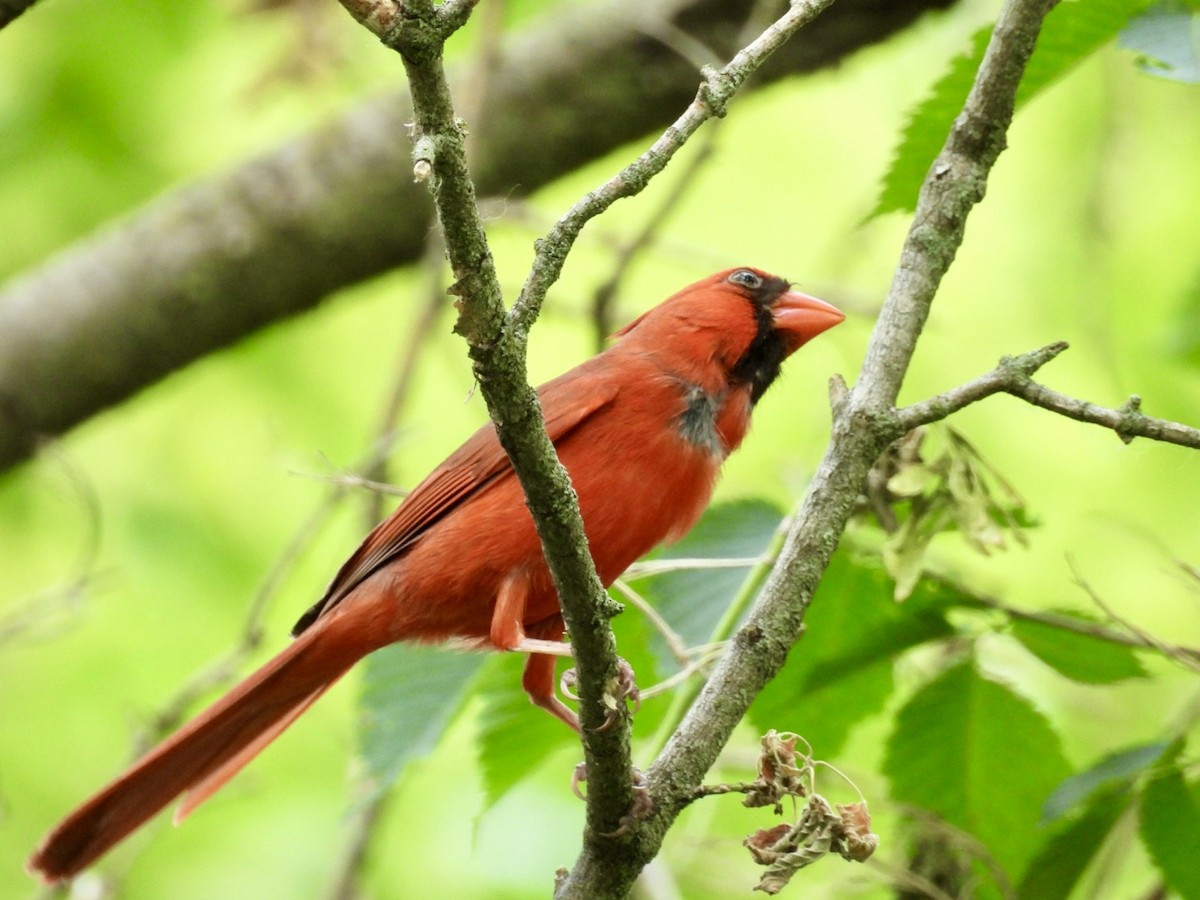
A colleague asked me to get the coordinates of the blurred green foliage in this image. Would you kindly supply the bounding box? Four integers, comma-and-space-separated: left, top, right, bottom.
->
2, 0, 1200, 897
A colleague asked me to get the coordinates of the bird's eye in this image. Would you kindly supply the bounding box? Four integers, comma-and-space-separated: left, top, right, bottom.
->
727, 269, 763, 289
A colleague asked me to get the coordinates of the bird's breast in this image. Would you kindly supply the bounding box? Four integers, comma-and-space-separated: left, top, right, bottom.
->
674, 381, 753, 459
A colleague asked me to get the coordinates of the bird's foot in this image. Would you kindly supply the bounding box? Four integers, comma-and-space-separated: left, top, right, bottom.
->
571, 764, 652, 837
559, 657, 640, 732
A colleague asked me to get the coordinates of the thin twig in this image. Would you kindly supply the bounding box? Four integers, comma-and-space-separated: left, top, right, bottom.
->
929, 572, 1200, 668
610, 578, 691, 667
636, 647, 726, 700
511, 0, 840, 335
894, 342, 1069, 431
894, 340, 1200, 450
622, 556, 766, 578
1009, 383, 1200, 449
589, 137, 717, 348
293, 468, 410, 498
1067, 558, 1200, 674
589, 0, 783, 348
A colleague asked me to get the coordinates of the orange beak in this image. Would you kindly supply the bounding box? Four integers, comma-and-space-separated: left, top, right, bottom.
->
772, 289, 846, 352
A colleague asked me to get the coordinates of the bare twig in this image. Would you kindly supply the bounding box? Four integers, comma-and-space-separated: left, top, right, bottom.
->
589, 137, 717, 348
1067, 558, 1200, 675
1009, 383, 1200, 449
627, 1, 1059, 896
610, 579, 691, 667
894, 342, 1069, 430
895, 341, 1200, 449
929, 572, 1200, 668
294, 468, 410, 498
623, 556, 766, 578
0, 578, 96, 650
511, 0, 839, 336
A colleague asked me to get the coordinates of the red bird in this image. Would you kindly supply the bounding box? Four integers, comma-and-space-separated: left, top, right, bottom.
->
28, 267, 843, 883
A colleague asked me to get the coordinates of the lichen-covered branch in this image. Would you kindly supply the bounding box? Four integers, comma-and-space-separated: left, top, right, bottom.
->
0, 0, 955, 476
894, 342, 1069, 429
375, 0, 635, 847
551, 1, 1057, 897
894, 341, 1200, 449
0, 0, 38, 29
511, 0, 838, 335
1009, 381, 1200, 449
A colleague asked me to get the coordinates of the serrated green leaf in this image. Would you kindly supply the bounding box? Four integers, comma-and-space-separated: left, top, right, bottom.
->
1019, 784, 1134, 900
748, 552, 955, 755
1011, 616, 1149, 684
637, 499, 784, 665
873, 0, 1156, 217
1043, 741, 1170, 822
475, 652, 579, 810
357, 643, 484, 799
884, 660, 1071, 883
1140, 748, 1200, 899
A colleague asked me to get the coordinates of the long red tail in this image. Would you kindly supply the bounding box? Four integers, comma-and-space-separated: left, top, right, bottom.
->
27, 610, 376, 884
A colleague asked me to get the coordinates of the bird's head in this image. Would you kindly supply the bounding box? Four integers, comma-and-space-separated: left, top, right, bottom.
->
616, 267, 844, 403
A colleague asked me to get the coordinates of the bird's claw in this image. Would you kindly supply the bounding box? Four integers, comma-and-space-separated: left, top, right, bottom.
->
571, 765, 651, 837
599, 768, 652, 838
559, 657, 641, 732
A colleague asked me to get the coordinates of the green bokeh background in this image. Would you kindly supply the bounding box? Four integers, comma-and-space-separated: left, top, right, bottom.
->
2, 0, 1199, 896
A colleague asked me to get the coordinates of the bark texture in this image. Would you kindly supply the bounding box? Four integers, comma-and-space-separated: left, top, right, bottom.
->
0, 0, 955, 475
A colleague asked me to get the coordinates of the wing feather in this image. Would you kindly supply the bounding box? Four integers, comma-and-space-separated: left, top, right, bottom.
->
291, 369, 618, 635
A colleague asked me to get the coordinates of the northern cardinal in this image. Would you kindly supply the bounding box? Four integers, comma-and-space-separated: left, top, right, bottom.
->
28, 267, 843, 883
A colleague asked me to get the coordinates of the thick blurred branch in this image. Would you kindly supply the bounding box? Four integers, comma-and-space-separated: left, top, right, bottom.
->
0, 0, 37, 29
0, 0, 955, 476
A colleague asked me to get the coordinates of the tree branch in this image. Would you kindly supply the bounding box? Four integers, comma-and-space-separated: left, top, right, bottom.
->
893, 341, 1200, 450
0, 0, 956, 476
511, 0, 839, 337
340, 0, 850, 892
1009, 382, 1200, 449
552, 0, 1056, 896
0, 0, 38, 29
374, 0, 636, 851
894, 341, 1069, 429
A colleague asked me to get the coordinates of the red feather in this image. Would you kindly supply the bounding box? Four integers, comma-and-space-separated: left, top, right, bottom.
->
27, 268, 843, 883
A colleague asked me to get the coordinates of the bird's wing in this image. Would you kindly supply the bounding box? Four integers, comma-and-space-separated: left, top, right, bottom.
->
291, 369, 618, 634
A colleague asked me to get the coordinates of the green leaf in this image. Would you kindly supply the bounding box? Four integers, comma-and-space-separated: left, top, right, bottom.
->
637, 499, 784, 664
884, 660, 1071, 883
1140, 748, 1200, 900
475, 652, 579, 810
1018, 784, 1134, 900
1119, 3, 1200, 83
1011, 616, 1149, 684
357, 643, 484, 799
872, 0, 1156, 217
870, 25, 991, 219
1042, 741, 1170, 822
748, 552, 956, 755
